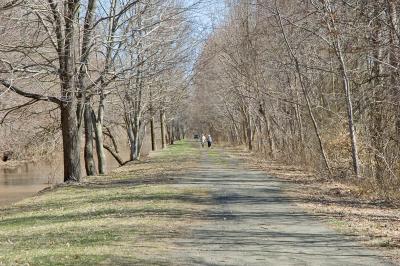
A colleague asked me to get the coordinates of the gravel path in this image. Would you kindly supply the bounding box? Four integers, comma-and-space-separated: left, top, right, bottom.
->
165, 147, 393, 266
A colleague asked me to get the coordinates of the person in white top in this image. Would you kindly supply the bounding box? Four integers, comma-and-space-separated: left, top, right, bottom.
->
201, 134, 206, 148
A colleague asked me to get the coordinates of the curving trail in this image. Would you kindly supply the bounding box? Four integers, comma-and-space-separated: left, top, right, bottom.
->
163, 144, 393, 266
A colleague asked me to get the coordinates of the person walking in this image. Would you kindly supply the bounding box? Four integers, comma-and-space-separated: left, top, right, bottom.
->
207, 134, 212, 148
201, 134, 206, 148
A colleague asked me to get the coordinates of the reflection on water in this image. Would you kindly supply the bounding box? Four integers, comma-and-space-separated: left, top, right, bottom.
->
0, 159, 63, 207
0, 138, 154, 208
0, 150, 129, 208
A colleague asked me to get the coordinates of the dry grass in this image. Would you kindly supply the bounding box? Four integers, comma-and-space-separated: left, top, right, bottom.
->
0, 141, 211, 265
225, 146, 400, 264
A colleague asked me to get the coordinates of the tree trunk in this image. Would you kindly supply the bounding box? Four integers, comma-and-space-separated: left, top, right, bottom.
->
127, 119, 136, 161
149, 87, 156, 151
247, 117, 253, 151
150, 115, 156, 151
103, 144, 125, 166
126, 113, 140, 161
275, 6, 332, 175
319, 0, 360, 177
335, 41, 361, 178
79, 0, 97, 177
294, 88, 304, 148
263, 113, 275, 159
181, 125, 186, 139
371, 2, 385, 184
174, 121, 180, 141
133, 115, 140, 159
84, 103, 96, 176
92, 97, 106, 174
160, 110, 166, 149
103, 128, 125, 166
61, 103, 82, 182
242, 120, 247, 145
137, 124, 146, 159
60, 0, 81, 182
169, 122, 174, 145
166, 123, 171, 146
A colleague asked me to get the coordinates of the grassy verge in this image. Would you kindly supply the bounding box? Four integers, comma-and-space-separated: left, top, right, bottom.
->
0, 140, 210, 265
224, 146, 400, 264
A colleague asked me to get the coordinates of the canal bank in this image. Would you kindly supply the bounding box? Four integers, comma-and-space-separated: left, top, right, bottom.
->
0, 150, 128, 207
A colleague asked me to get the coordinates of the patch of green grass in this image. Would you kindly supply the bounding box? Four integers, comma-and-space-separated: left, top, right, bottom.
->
0, 140, 210, 265
205, 148, 230, 166
369, 238, 392, 248
158, 140, 199, 158
327, 218, 348, 233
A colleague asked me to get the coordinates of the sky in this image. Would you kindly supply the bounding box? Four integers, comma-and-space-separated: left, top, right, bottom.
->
184, 0, 228, 38
176, 0, 228, 78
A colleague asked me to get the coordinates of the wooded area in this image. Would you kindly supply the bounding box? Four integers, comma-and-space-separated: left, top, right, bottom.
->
0, 1, 399, 264
1, 0, 399, 197
0, 0, 194, 181
191, 0, 400, 196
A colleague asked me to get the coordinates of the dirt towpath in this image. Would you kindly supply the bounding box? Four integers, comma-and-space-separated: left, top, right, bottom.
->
156, 145, 393, 265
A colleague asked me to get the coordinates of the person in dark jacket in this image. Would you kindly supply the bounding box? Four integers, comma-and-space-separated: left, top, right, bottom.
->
207, 134, 212, 148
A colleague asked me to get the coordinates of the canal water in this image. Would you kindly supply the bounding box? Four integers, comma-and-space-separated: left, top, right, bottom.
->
0, 159, 63, 207
0, 136, 155, 208
0, 151, 130, 208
